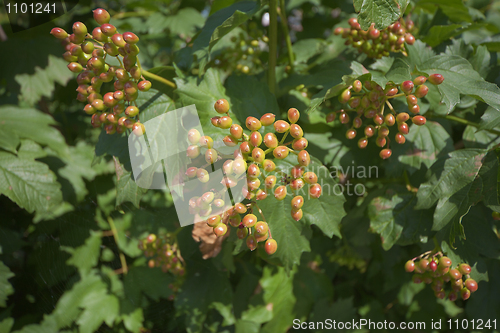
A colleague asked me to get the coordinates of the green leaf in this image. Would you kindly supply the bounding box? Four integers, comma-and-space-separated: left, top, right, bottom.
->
124, 266, 175, 303
192, 1, 261, 73
292, 39, 325, 64
432, 150, 498, 232
260, 267, 296, 333
0, 318, 14, 333
0, 150, 63, 216
146, 8, 205, 36
463, 125, 500, 149
115, 159, 147, 208
385, 58, 412, 84
368, 185, 433, 250
225, 74, 280, 125
421, 24, 469, 47
391, 121, 454, 175
134, 88, 176, 123
417, 0, 472, 23
310, 297, 357, 330
0, 261, 14, 307
355, 0, 403, 30
0, 106, 68, 156
63, 230, 102, 275
479, 107, 500, 131
77, 292, 119, 333
15, 55, 73, 105
406, 40, 436, 67
417, 55, 500, 113
175, 263, 232, 333
175, 68, 230, 139
416, 149, 494, 233
122, 308, 144, 333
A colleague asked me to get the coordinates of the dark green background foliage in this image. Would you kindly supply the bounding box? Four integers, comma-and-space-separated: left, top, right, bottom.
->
1, 0, 500, 331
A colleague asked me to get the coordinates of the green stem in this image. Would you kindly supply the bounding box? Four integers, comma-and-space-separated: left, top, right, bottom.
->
108, 217, 128, 275
268, 0, 278, 94
137, 58, 176, 88
431, 114, 500, 137
278, 0, 294, 70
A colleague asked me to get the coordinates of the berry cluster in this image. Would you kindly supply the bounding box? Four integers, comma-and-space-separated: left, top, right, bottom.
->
326, 74, 444, 159
405, 253, 478, 301
334, 18, 415, 59
139, 233, 185, 299
210, 26, 268, 75
185, 99, 322, 255
50, 8, 148, 136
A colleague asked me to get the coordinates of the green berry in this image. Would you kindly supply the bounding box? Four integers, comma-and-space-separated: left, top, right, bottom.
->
50, 27, 68, 39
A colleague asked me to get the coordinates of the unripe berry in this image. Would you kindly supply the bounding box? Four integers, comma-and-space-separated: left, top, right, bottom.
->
380, 149, 392, 159
185, 167, 198, 178
459, 263, 472, 275
412, 274, 423, 284
93, 8, 111, 25
123, 32, 140, 44
186, 145, 200, 159
247, 164, 261, 179
297, 150, 310, 166
235, 203, 247, 214
408, 104, 420, 114
265, 239, 278, 255
428, 74, 444, 85
246, 116, 262, 131
263, 159, 276, 172
438, 256, 452, 268
348, 97, 361, 108
414, 85, 429, 98
339, 112, 349, 124
412, 116, 426, 126
375, 136, 386, 148
413, 76, 427, 86
101, 24, 116, 37
188, 129, 201, 144
384, 114, 395, 126
105, 123, 116, 135
406, 95, 418, 105
326, 112, 336, 123
228, 214, 241, 227
401, 80, 414, 94
273, 146, 289, 159
83, 104, 96, 115
91, 99, 105, 111
72, 22, 87, 36
291, 165, 304, 178
369, 28, 380, 39
464, 278, 478, 292
303, 172, 318, 184
292, 138, 308, 150
291, 208, 303, 221
92, 27, 107, 42
274, 186, 287, 200
461, 287, 471, 300
263, 133, 278, 148
223, 135, 238, 147
405, 260, 415, 272
338, 88, 351, 104
230, 124, 243, 139
265, 175, 277, 189
214, 223, 228, 237
242, 214, 257, 227
260, 113, 276, 126
358, 138, 368, 149
274, 120, 290, 133
334, 27, 344, 35
353, 117, 362, 129
138, 80, 152, 92
199, 136, 214, 148
364, 125, 375, 137
237, 228, 248, 239
398, 122, 409, 134
51, 27, 69, 39
196, 168, 209, 183
290, 124, 303, 138
396, 112, 410, 123
125, 106, 139, 117
291, 195, 304, 209
232, 158, 247, 176
205, 149, 218, 164
249, 131, 262, 147
373, 114, 384, 125
68, 62, 83, 73
309, 183, 322, 198
385, 86, 399, 96
290, 178, 305, 191
288, 108, 300, 123
345, 129, 357, 140
255, 221, 268, 234
378, 126, 389, 137
395, 133, 406, 144
218, 115, 232, 129
211, 116, 220, 127
214, 99, 230, 113
207, 215, 221, 227
449, 269, 462, 280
